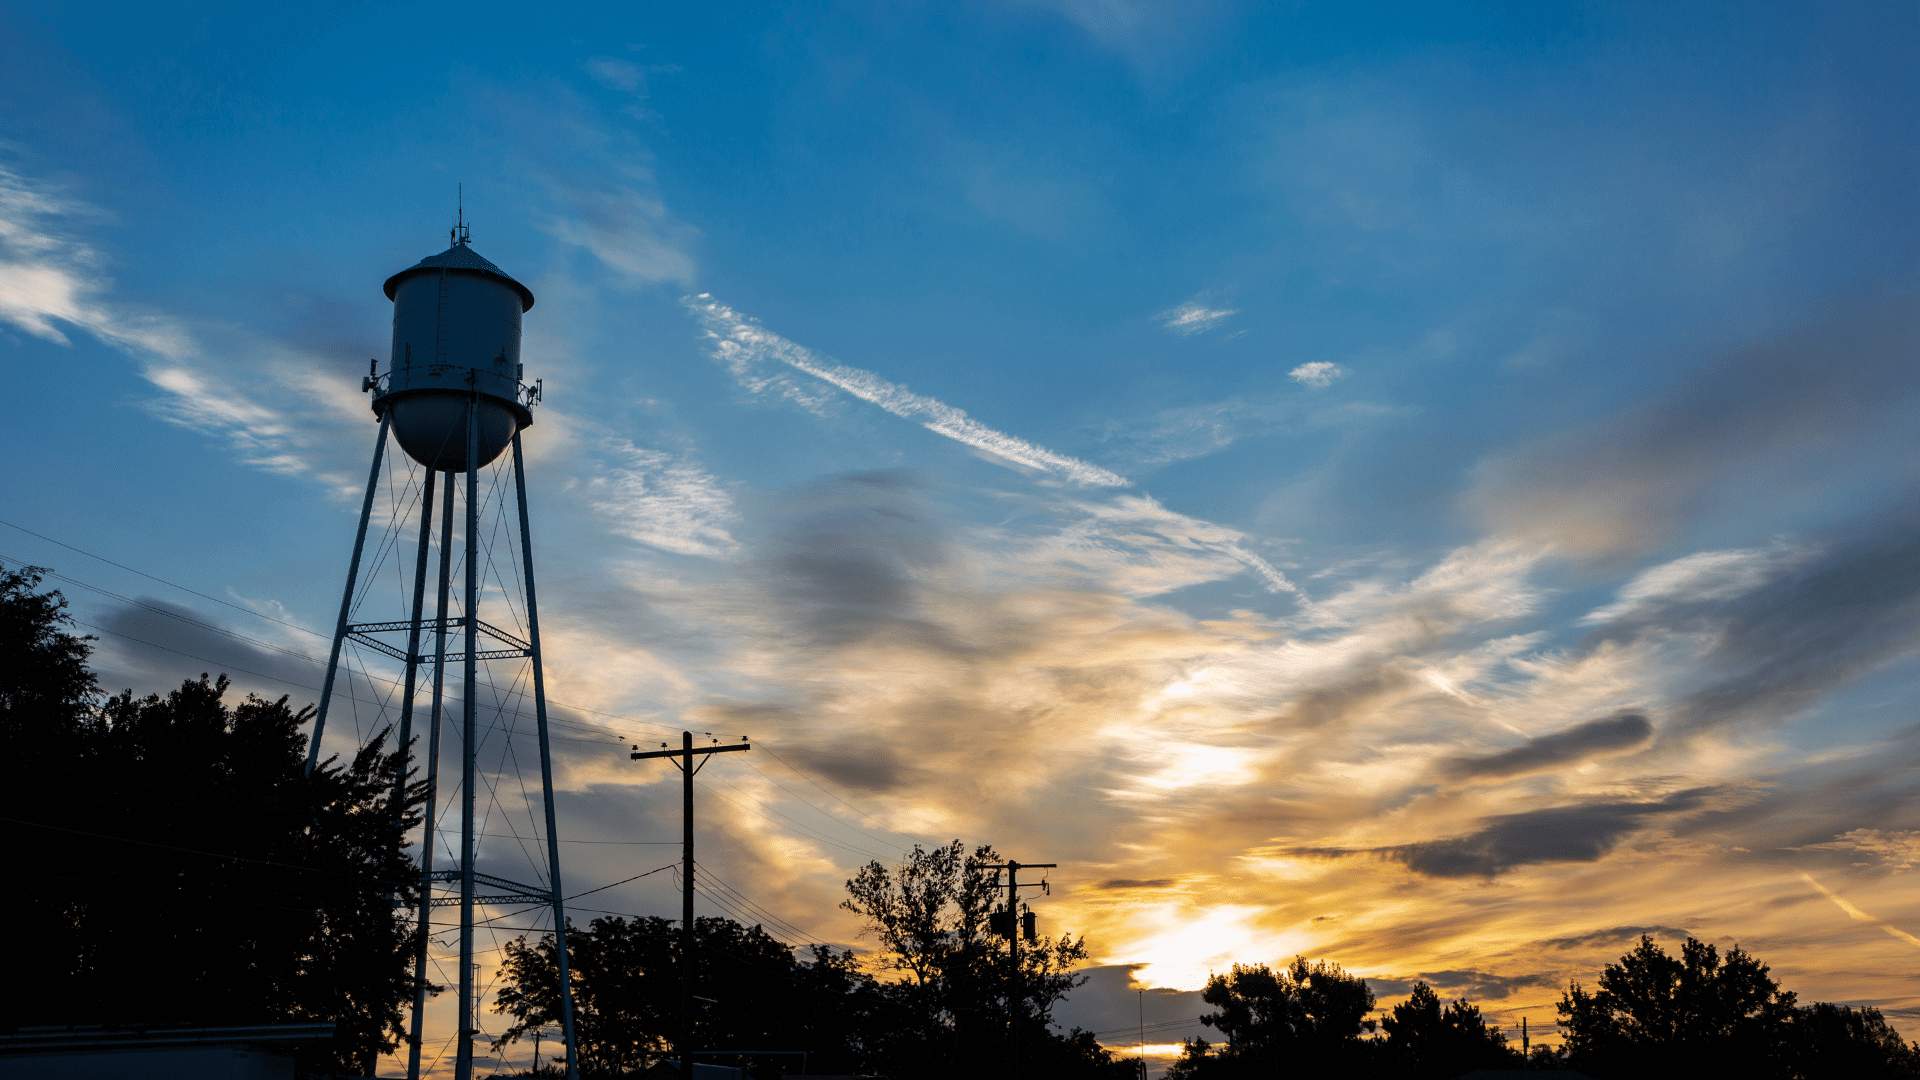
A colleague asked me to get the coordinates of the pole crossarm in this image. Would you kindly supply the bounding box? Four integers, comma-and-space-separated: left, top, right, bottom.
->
630, 740, 750, 763
968, 858, 1058, 1080
629, 731, 751, 1080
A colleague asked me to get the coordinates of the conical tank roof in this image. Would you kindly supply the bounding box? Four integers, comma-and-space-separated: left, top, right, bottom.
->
383, 241, 536, 311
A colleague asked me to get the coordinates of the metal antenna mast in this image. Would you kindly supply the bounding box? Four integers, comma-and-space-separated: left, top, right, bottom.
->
308, 229, 577, 1080
632, 732, 752, 1080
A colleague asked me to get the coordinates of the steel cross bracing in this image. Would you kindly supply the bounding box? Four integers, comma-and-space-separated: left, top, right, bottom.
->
312, 413, 582, 1080
345, 615, 533, 665
405, 869, 553, 908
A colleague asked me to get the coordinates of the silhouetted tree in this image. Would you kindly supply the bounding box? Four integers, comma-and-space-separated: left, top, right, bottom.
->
1380, 981, 1519, 1078
0, 568, 427, 1075
841, 840, 1131, 1080
1559, 935, 1799, 1078
1787, 1002, 1920, 1080
1165, 958, 1380, 1080
494, 915, 888, 1079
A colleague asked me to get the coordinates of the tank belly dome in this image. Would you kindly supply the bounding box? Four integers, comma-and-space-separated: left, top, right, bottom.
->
386, 391, 522, 473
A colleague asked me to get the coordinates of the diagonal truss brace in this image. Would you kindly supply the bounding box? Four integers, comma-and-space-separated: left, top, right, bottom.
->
346, 616, 533, 665
404, 868, 554, 909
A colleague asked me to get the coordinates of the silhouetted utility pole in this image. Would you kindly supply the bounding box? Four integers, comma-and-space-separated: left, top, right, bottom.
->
974, 857, 1055, 1080
1138, 990, 1146, 1080
632, 732, 750, 1080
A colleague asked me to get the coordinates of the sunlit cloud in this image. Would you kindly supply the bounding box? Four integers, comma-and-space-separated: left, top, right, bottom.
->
0, 163, 357, 484
1155, 299, 1237, 337
1288, 361, 1345, 388
585, 437, 739, 557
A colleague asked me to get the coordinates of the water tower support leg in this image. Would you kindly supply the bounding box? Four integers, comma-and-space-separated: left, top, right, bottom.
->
407, 472, 457, 1080
308, 412, 391, 777
512, 431, 581, 1080
394, 467, 437, 788
456, 401, 481, 1080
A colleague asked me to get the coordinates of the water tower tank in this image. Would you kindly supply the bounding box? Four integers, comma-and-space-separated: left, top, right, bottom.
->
373, 237, 536, 472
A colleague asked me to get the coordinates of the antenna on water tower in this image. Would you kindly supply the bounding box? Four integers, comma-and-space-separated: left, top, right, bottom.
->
305, 208, 577, 1080
451, 183, 471, 247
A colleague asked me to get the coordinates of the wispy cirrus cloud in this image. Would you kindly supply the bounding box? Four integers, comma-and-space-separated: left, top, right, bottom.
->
1579, 545, 1808, 626
1156, 298, 1237, 336
1801, 830, 1920, 871
585, 437, 739, 557
544, 170, 698, 286
0, 163, 350, 484
1465, 296, 1920, 560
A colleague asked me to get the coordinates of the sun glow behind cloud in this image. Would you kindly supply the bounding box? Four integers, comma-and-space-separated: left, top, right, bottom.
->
8, 10, 1920, 1071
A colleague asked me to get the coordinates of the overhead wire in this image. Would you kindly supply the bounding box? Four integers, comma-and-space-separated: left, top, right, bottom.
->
0, 519, 698, 739
75, 604, 919, 877
696, 770, 897, 863
9, 519, 952, 901
740, 756, 925, 855
756, 743, 931, 849
693, 862, 822, 944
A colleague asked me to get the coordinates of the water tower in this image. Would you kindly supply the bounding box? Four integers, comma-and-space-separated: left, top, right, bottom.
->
305, 215, 580, 1080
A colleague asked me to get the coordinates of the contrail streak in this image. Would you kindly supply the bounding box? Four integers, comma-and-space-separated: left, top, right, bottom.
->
687, 295, 1130, 488
683, 294, 1306, 598
1796, 869, 1920, 949
1224, 543, 1304, 597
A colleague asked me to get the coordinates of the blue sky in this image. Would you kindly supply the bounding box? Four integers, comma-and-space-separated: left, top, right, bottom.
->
5, 1, 1920, 1073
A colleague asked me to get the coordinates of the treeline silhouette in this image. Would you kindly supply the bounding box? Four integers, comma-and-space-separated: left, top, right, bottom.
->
1160, 936, 1920, 1080
491, 851, 1920, 1080
492, 840, 1133, 1080
1, 567, 424, 1075
7, 569, 1919, 1080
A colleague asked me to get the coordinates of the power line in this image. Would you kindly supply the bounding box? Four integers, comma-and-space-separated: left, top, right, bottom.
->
0, 528, 698, 740
0, 518, 324, 636
756, 744, 932, 849
1090, 1018, 1206, 1039
694, 862, 822, 945
8, 525, 939, 877
697, 771, 898, 863
740, 755, 927, 855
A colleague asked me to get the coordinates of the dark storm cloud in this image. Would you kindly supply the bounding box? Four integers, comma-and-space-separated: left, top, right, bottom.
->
270, 288, 390, 381
1467, 295, 1920, 560
1051, 965, 1209, 1039
1656, 497, 1920, 735
783, 743, 908, 793
1266, 665, 1412, 730
1411, 969, 1557, 999
89, 596, 325, 703
1537, 925, 1692, 951
1442, 712, 1653, 779
1291, 787, 1719, 878
763, 471, 963, 651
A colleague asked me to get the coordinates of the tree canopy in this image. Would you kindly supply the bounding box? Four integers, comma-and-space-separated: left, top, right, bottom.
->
1380, 981, 1520, 1079
1559, 934, 1920, 1079
494, 914, 886, 1078
1166, 957, 1383, 1080
15, 566, 1920, 1080
0, 567, 427, 1075
838, 840, 1134, 1080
